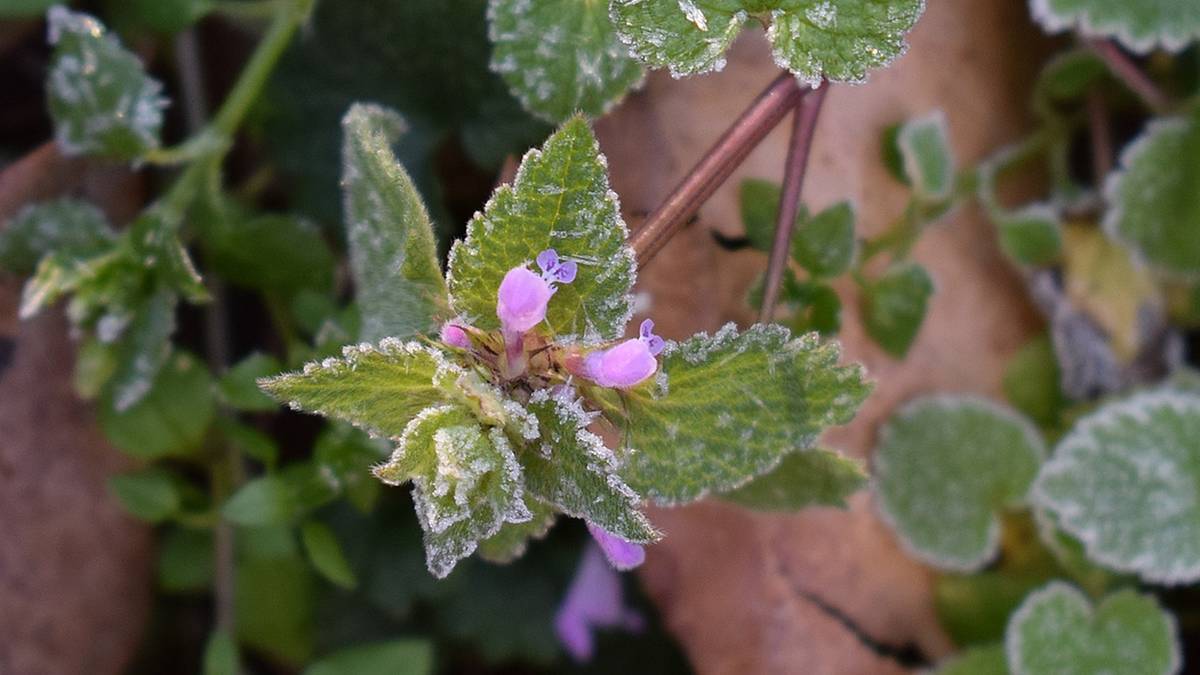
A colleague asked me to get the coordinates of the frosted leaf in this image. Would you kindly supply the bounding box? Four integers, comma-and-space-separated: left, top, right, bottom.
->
259, 339, 451, 439
861, 261, 933, 358
447, 117, 636, 343
1030, 0, 1200, 53
0, 199, 116, 276
617, 323, 870, 505
1033, 390, 1200, 584
523, 387, 658, 542
341, 103, 449, 342
929, 644, 1007, 675
1006, 582, 1179, 675
721, 447, 866, 511
896, 111, 954, 203
488, 0, 645, 123
1104, 115, 1200, 280
609, 0, 746, 78
45, 6, 167, 160
109, 287, 177, 412
873, 396, 1046, 571
477, 494, 559, 564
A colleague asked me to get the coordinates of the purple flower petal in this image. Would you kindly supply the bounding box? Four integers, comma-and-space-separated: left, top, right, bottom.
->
555, 543, 644, 662
587, 523, 646, 570
639, 318, 665, 356
583, 339, 658, 389
536, 248, 559, 274
552, 259, 577, 284
440, 323, 470, 349
497, 266, 553, 333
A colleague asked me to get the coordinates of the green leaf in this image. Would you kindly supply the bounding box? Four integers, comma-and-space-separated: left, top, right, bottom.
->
1104, 115, 1200, 279
447, 116, 635, 343
611, 0, 923, 84
304, 640, 433, 675
523, 387, 657, 541
260, 340, 450, 439
1033, 48, 1106, 114
617, 323, 870, 505
219, 419, 281, 468
107, 467, 182, 523
314, 423, 388, 513
0, 199, 116, 275
237, 555, 315, 665
1003, 334, 1065, 429
931, 644, 1008, 675
218, 353, 283, 412
202, 213, 335, 295
874, 396, 1046, 571
896, 112, 954, 202
1033, 390, 1200, 584
122, 0, 214, 34
342, 104, 450, 342
45, 7, 166, 160
995, 205, 1063, 267
375, 405, 533, 577
488, 0, 644, 123
100, 351, 215, 459
223, 463, 340, 527
109, 287, 177, 412
861, 261, 933, 358
301, 520, 358, 589
74, 337, 118, 399
721, 448, 866, 511
202, 630, 239, 675
0, 0, 55, 17
1006, 582, 1179, 675
158, 527, 213, 592
1031, 0, 1200, 53
739, 178, 782, 251
477, 495, 558, 564
792, 201, 856, 278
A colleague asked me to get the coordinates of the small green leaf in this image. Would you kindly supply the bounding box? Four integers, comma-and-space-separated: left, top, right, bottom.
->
202, 213, 335, 295
218, 353, 283, 412
304, 640, 433, 675
897, 112, 954, 202
223, 463, 340, 527
342, 104, 450, 341
1006, 582, 1179, 675
74, 337, 118, 399
874, 396, 1046, 571
108, 467, 182, 523
739, 178, 782, 251
1033, 48, 1106, 113
1033, 390, 1200, 584
202, 630, 239, 675
609, 0, 747, 78
314, 423, 388, 513
489, 0, 644, 123
447, 116, 635, 342
477, 495, 558, 564
158, 527, 213, 592
1104, 115, 1200, 279
301, 520, 358, 589
995, 206, 1064, 267
109, 287, 177, 412
260, 340, 450, 439
795, 282, 842, 336
523, 387, 657, 542
1003, 335, 1065, 428
617, 323, 870, 505
100, 351, 215, 459
861, 261, 933, 358
0, 199, 116, 275
931, 644, 1008, 675
219, 419, 280, 467
45, 7, 166, 159
722, 448, 866, 511
792, 201, 856, 278
1031, 0, 1200, 53
236, 556, 315, 665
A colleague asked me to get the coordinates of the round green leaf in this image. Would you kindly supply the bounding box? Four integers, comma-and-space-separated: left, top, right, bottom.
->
1033, 390, 1200, 584
792, 202, 856, 278
107, 468, 182, 523
100, 351, 215, 459
1031, 0, 1200, 53
874, 396, 1046, 571
861, 261, 934, 358
931, 644, 1008, 675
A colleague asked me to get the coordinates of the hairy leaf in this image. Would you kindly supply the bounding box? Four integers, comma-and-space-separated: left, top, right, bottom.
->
617, 323, 869, 505
861, 261, 933, 358
1031, 0, 1200, 53
489, 0, 644, 122
0, 199, 116, 275
1034, 390, 1200, 584
477, 495, 558, 564
722, 447, 866, 511
874, 396, 1046, 571
447, 116, 635, 342
342, 104, 450, 342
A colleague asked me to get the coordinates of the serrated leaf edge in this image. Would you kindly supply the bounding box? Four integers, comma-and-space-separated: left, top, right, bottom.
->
1029, 0, 1198, 54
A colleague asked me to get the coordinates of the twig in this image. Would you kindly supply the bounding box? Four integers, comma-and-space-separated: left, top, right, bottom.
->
1085, 87, 1113, 188
759, 82, 828, 323
1088, 40, 1171, 114
629, 73, 808, 266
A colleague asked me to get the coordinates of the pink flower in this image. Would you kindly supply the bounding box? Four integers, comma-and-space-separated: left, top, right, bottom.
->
440, 323, 470, 349
587, 523, 645, 570
495, 248, 577, 334
583, 319, 665, 389
555, 543, 645, 662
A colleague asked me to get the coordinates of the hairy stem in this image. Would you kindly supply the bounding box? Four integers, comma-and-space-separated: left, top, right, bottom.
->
759, 82, 828, 323
629, 73, 808, 266
1088, 40, 1171, 114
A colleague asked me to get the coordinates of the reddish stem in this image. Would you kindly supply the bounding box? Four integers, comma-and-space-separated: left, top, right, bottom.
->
758, 82, 829, 323
1088, 40, 1171, 114
629, 73, 808, 266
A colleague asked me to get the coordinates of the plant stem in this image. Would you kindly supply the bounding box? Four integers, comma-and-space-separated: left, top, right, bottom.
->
1088, 40, 1171, 114
1086, 87, 1113, 187
759, 82, 828, 323
629, 73, 808, 266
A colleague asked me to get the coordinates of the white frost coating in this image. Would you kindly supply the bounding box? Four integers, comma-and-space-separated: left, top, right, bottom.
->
502, 397, 541, 440
1029, 0, 1199, 54
677, 0, 708, 31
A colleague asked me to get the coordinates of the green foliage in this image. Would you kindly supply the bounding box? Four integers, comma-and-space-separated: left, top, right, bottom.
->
1006, 582, 1179, 675
721, 448, 866, 511
860, 261, 933, 358
342, 104, 450, 342
617, 324, 869, 505
874, 396, 1046, 571
202, 630, 239, 675
223, 463, 341, 527
1003, 335, 1065, 428
995, 206, 1064, 267
793, 201, 856, 278
237, 555, 315, 665
301, 520, 359, 589
158, 527, 213, 592
0, 199, 116, 276
45, 7, 166, 159
0, 0, 55, 17
1105, 115, 1200, 279
447, 116, 636, 342
1033, 390, 1200, 584
304, 640, 433, 675
1031, 0, 1200, 53
739, 178, 782, 251
108, 467, 183, 523
201, 213, 335, 295
218, 353, 283, 412
100, 351, 215, 459
477, 496, 557, 563
931, 644, 1008, 675
121, 0, 213, 34
109, 287, 177, 412
488, 0, 644, 123
610, 0, 924, 84
896, 111, 954, 202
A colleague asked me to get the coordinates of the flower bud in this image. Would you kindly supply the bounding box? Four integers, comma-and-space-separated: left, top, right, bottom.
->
582, 319, 664, 389
587, 523, 645, 570
497, 266, 553, 333
440, 323, 470, 349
